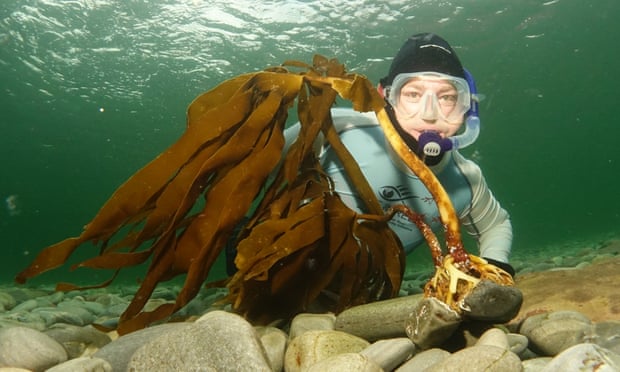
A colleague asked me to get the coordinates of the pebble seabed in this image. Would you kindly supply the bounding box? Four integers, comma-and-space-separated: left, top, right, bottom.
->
0, 239, 619, 371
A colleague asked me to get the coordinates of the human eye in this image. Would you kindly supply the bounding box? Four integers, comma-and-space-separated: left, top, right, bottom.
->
400, 88, 422, 103
437, 93, 458, 107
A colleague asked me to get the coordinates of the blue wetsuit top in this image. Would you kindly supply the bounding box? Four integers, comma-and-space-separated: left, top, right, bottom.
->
285, 108, 512, 263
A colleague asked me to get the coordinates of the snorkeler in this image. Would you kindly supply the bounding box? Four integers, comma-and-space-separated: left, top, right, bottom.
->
284, 32, 519, 321
17, 31, 520, 333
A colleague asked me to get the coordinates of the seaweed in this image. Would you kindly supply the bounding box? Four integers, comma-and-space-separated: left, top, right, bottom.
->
16, 56, 405, 334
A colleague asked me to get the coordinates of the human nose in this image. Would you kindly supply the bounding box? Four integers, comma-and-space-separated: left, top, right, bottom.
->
420, 93, 439, 121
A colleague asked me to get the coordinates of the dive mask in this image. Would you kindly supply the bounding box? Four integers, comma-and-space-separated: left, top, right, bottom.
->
386, 72, 471, 125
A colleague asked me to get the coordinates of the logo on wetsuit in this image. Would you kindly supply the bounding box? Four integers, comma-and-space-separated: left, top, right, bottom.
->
378, 185, 417, 202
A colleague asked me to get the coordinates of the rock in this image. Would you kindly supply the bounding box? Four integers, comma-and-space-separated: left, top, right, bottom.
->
255, 326, 287, 372
58, 298, 106, 317
541, 343, 620, 372
44, 324, 112, 358
506, 332, 529, 356
4, 288, 50, 304
94, 322, 191, 371
45, 356, 112, 372
428, 345, 522, 372
396, 348, 450, 372
41, 291, 65, 305
306, 353, 383, 372
462, 280, 523, 323
127, 311, 272, 371
0, 310, 47, 331
289, 313, 336, 340
88, 293, 130, 317
475, 328, 509, 350
0, 326, 68, 371
593, 321, 620, 354
522, 357, 552, 371
151, 287, 179, 301
31, 307, 92, 327
284, 330, 370, 372
360, 338, 415, 371
89, 292, 127, 307
335, 294, 424, 341
0, 291, 16, 311
404, 297, 461, 350
519, 310, 594, 356
9, 299, 39, 313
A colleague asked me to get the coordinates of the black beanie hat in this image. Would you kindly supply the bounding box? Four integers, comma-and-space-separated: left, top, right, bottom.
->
380, 33, 465, 87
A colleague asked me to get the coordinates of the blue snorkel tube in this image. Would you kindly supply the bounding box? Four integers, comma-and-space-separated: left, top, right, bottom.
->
449, 68, 480, 150
418, 68, 481, 156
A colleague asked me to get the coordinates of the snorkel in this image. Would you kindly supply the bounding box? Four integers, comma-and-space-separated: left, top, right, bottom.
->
418, 68, 481, 157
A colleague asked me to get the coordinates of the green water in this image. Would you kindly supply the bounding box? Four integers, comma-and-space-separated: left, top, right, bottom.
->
1, 0, 619, 285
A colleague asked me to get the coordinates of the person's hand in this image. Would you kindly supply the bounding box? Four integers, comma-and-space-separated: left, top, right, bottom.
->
483, 257, 516, 277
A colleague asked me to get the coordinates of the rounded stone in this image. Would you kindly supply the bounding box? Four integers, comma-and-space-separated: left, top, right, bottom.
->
506, 333, 529, 356
593, 321, 620, 354
255, 326, 288, 372
44, 324, 112, 359
360, 337, 415, 371
396, 348, 450, 372
127, 311, 271, 371
522, 357, 552, 371
335, 294, 424, 341
306, 353, 383, 372
520, 310, 594, 356
45, 356, 112, 372
0, 291, 17, 311
284, 330, 370, 372
94, 322, 190, 371
428, 345, 522, 372
475, 328, 509, 350
0, 326, 68, 371
462, 280, 523, 323
541, 343, 620, 372
289, 312, 336, 340
405, 297, 461, 350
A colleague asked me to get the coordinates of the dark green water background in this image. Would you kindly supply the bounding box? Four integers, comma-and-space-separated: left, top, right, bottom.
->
1, 0, 619, 285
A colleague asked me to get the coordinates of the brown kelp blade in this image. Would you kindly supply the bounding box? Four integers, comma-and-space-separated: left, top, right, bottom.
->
17, 57, 408, 333
15, 74, 258, 283
227, 60, 405, 322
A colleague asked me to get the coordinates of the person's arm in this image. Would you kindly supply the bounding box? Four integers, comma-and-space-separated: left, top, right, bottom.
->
454, 153, 513, 268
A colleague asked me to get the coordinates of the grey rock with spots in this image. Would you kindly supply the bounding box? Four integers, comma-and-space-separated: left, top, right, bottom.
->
127, 310, 272, 372
462, 280, 523, 323
541, 343, 620, 372
404, 297, 461, 350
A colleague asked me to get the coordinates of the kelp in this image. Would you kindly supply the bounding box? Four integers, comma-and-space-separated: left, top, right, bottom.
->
16, 55, 515, 333
16, 56, 405, 334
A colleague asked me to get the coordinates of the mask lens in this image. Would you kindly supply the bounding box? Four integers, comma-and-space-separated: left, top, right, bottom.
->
387, 72, 471, 123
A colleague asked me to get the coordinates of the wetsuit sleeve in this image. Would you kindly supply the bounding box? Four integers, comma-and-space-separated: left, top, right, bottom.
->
454, 153, 513, 263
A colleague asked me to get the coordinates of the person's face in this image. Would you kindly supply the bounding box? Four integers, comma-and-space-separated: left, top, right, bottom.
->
392, 76, 466, 140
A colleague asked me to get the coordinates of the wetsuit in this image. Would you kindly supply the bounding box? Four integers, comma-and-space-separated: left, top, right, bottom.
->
284, 107, 512, 264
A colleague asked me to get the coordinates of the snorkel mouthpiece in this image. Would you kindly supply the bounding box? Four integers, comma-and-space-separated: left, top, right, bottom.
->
419, 131, 453, 157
